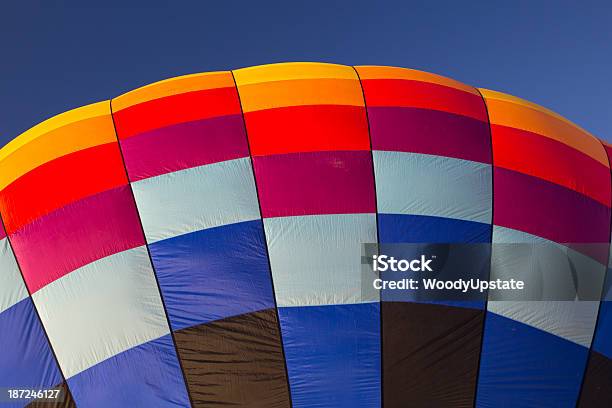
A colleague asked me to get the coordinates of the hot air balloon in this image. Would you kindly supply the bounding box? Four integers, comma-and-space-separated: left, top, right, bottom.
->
0, 63, 609, 407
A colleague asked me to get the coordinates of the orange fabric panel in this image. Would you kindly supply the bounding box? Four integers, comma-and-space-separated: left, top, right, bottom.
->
0, 103, 116, 191
113, 71, 235, 111
238, 78, 364, 113
482, 89, 608, 166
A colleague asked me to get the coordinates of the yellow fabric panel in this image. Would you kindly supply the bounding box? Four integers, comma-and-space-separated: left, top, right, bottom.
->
480, 89, 607, 166
355, 65, 478, 95
238, 78, 364, 113
113, 71, 234, 111
0, 101, 116, 190
233, 62, 357, 86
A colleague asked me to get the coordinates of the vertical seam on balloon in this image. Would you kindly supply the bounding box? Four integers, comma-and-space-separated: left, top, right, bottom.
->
230, 70, 294, 408
0, 214, 77, 406
575, 138, 612, 405
352, 65, 383, 408
108, 99, 195, 408
472, 88, 494, 408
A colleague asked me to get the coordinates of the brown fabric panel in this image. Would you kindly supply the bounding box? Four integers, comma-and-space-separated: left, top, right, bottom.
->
578, 350, 612, 407
174, 308, 290, 408
26, 382, 75, 408
383, 302, 485, 408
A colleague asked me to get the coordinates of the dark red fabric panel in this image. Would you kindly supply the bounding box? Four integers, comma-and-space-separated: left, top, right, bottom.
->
367, 106, 491, 163
253, 150, 376, 218
494, 167, 610, 249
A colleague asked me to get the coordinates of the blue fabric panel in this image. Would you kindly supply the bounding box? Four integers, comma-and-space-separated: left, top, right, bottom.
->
476, 312, 588, 408
378, 213, 491, 244
67, 334, 189, 408
378, 213, 491, 309
592, 301, 612, 358
278, 303, 380, 408
150, 220, 275, 331
0, 298, 63, 407
592, 267, 611, 357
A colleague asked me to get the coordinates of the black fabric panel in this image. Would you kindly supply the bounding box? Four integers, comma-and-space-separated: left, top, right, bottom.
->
382, 301, 485, 407
26, 382, 75, 408
578, 350, 612, 407
174, 308, 290, 408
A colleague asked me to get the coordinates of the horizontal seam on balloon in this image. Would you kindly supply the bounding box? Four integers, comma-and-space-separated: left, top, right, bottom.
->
5, 181, 132, 237
126, 146, 251, 183
63, 331, 173, 379
493, 163, 610, 207
488, 124, 607, 166
491, 225, 608, 267
0, 289, 29, 316
28, 240, 147, 295
366, 104, 489, 124
169, 306, 278, 333
0, 138, 119, 192
494, 166, 611, 214
486, 308, 594, 348
0, 114, 113, 168
145, 217, 262, 246
241, 102, 368, 115
373, 149, 493, 168
114, 82, 236, 111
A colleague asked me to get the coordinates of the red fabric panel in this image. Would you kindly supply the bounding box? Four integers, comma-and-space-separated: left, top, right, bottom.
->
492, 124, 610, 206
114, 87, 242, 140
360, 79, 487, 122
0, 143, 127, 235
244, 105, 370, 156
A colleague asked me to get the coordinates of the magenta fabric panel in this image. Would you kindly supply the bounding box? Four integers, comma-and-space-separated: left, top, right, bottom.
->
120, 115, 249, 182
10, 185, 145, 293
494, 167, 610, 247
253, 150, 376, 218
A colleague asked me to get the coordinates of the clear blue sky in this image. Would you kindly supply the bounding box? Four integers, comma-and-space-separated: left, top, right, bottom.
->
2, 1, 611, 147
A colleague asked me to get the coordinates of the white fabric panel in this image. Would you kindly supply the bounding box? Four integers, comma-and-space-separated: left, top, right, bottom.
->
265, 214, 378, 307
0, 237, 28, 314
373, 150, 491, 223
488, 226, 604, 347
132, 157, 261, 244
487, 301, 599, 348
32, 246, 170, 378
